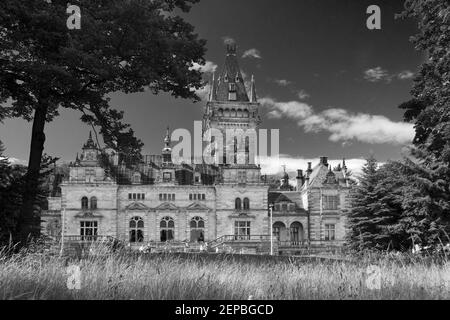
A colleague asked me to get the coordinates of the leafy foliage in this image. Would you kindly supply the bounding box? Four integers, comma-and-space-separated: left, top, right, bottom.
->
0, 0, 206, 243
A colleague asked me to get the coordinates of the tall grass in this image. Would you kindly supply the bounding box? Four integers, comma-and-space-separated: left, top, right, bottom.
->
0, 245, 449, 300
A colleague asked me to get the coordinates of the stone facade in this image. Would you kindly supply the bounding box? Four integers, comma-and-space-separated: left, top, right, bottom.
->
42, 45, 353, 250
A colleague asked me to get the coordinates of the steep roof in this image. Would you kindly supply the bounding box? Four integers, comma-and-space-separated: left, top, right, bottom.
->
268, 191, 306, 211
307, 163, 348, 188
213, 43, 250, 102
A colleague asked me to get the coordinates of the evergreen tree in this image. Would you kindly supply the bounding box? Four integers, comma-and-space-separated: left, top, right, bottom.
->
346, 156, 380, 251
396, 0, 450, 246
370, 162, 408, 251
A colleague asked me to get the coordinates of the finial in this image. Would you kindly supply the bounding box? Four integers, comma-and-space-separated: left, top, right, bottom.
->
226, 42, 237, 55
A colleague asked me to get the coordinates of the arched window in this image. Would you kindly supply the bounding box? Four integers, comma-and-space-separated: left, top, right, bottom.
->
243, 198, 250, 210
90, 197, 97, 210
272, 222, 286, 242
235, 198, 242, 210
81, 196, 88, 210
129, 216, 144, 243
243, 110, 249, 118
190, 216, 205, 242
160, 216, 175, 242
218, 108, 224, 117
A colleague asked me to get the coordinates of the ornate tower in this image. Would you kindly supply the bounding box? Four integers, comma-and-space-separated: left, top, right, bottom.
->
203, 43, 261, 165
79, 131, 99, 167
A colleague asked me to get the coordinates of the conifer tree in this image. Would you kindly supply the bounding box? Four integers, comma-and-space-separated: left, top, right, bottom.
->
346, 156, 380, 251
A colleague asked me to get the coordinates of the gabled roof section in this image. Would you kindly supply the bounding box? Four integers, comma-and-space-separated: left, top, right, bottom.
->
214, 43, 250, 102
155, 202, 179, 211
125, 202, 149, 211
307, 163, 348, 188
268, 191, 306, 211
186, 202, 211, 211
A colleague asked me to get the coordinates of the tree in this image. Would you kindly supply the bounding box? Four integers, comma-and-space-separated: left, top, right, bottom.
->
397, 0, 450, 165
396, 0, 450, 246
0, 0, 207, 245
346, 156, 380, 251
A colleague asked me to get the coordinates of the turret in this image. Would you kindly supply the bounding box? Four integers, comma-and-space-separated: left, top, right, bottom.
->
162, 126, 172, 164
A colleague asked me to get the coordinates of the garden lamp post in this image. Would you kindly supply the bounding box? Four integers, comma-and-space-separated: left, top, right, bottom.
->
269, 203, 274, 255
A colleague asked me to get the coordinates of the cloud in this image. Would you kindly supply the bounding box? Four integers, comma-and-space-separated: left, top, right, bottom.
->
273, 79, 291, 86
397, 70, 415, 80
193, 83, 211, 101
242, 48, 262, 59
222, 36, 236, 45
259, 155, 367, 182
364, 67, 391, 83
297, 89, 310, 100
190, 61, 218, 74
260, 97, 414, 145
0, 156, 27, 165
363, 67, 415, 83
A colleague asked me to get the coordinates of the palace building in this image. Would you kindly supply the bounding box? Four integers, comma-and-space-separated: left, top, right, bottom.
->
42, 44, 353, 254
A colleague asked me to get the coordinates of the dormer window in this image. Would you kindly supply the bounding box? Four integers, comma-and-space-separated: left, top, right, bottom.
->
228, 83, 237, 101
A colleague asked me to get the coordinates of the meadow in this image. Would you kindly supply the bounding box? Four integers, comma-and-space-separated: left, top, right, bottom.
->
0, 246, 449, 300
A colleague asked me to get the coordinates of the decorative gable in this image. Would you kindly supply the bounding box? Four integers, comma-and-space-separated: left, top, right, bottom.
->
125, 202, 149, 211
186, 202, 211, 211
155, 202, 179, 211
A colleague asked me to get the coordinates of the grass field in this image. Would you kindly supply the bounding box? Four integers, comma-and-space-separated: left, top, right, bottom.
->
0, 246, 449, 300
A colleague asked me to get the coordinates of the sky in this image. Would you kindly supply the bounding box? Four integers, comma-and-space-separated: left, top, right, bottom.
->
0, 0, 423, 176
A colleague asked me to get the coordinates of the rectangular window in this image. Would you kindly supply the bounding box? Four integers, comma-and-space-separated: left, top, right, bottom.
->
80, 221, 98, 241
172, 194, 175, 201
142, 194, 145, 200
159, 194, 163, 201
324, 224, 336, 241
323, 195, 339, 210
133, 193, 136, 200
189, 194, 192, 200
163, 172, 172, 182
281, 204, 288, 211
202, 194, 205, 200
128, 193, 132, 200
163, 194, 167, 201
194, 194, 197, 200
238, 171, 247, 184
234, 221, 251, 240
137, 193, 141, 200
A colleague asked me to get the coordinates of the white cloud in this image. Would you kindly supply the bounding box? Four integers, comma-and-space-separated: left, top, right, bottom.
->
260, 97, 414, 145
190, 61, 218, 74
364, 67, 391, 83
222, 36, 236, 45
297, 89, 310, 100
242, 48, 262, 59
364, 67, 415, 83
193, 83, 211, 101
273, 79, 291, 86
0, 156, 27, 165
397, 70, 415, 80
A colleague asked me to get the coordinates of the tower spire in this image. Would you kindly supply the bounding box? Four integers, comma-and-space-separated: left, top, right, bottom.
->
250, 75, 257, 102
209, 73, 215, 102
215, 43, 249, 102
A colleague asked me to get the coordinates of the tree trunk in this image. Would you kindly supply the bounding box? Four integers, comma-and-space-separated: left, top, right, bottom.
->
16, 102, 48, 247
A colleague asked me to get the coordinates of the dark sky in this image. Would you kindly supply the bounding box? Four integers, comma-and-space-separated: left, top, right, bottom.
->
0, 0, 423, 172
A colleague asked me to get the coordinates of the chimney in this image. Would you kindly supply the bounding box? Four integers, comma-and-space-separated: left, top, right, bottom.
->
296, 169, 304, 190
320, 156, 328, 166
307, 162, 312, 174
